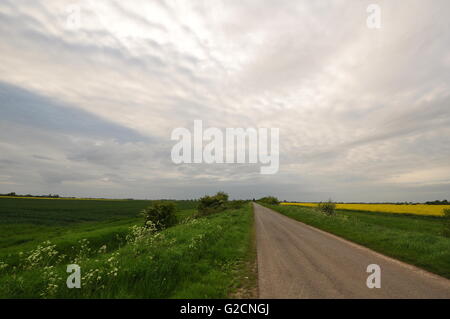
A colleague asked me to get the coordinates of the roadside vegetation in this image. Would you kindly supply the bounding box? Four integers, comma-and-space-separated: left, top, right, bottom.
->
318, 200, 336, 216
0, 196, 255, 298
197, 192, 229, 216
141, 201, 178, 231
443, 208, 450, 238
264, 204, 450, 279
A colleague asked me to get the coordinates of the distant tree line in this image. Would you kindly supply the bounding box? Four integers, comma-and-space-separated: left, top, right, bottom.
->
257, 196, 280, 205
425, 200, 449, 205
0, 192, 61, 198
2, 191, 448, 206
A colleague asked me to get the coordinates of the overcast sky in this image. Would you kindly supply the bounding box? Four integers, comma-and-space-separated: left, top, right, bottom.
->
1, 0, 449, 201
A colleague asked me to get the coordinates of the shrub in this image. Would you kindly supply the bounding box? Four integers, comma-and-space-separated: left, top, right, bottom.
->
443, 209, 450, 237
197, 192, 229, 216
227, 200, 248, 210
258, 196, 279, 205
141, 202, 177, 231
215, 191, 229, 202
318, 200, 336, 216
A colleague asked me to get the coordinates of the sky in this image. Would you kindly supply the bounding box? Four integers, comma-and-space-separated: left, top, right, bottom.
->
0, 0, 449, 202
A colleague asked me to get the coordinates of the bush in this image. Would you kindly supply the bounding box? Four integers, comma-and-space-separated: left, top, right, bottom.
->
141, 202, 177, 231
258, 196, 279, 205
443, 209, 450, 237
318, 200, 336, 216
197, 192, 229, 216
215, 191, 229, 202
227, 200, 248, 210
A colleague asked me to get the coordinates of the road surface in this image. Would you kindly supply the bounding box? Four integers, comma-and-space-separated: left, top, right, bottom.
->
254, 203, 450, 298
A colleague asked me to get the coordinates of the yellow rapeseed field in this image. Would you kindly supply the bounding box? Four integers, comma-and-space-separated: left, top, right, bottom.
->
281, 202, 446, 216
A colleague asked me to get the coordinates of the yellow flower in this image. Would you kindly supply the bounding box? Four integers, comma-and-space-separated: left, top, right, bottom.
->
281, 203, 445, 216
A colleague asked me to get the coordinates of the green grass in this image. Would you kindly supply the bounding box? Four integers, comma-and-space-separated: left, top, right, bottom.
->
266, 204, 450, 279
0, 197, 255, 298
0, 198, 197, 266
0, 197, 198, 225
228, 204, 258, 298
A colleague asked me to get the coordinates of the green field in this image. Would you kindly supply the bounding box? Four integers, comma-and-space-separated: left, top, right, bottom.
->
0, 198, 197, 266
266, 204, 450, 279
0, 198, 255, 298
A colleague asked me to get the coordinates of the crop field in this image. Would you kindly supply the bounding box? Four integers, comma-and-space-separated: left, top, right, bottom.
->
0, 197, 197, 264
0, 197, 255, 298
281, 202, 447, 216
268, 204, 450, 278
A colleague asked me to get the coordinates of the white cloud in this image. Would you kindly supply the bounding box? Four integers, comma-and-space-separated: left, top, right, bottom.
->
0, 0, 449, 201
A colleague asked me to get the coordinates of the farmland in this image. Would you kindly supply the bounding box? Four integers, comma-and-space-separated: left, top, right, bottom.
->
267, 204, 450, 278
0, 197, 197, 265
0, 197, 255, 298
281, 202, 447, 216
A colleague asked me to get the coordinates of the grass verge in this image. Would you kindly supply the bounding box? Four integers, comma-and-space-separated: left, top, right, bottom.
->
229, 204, 258, 298
0, 205, 255, 298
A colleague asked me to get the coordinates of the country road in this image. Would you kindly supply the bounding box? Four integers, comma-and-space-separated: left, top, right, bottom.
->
254, 203, 450, 299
